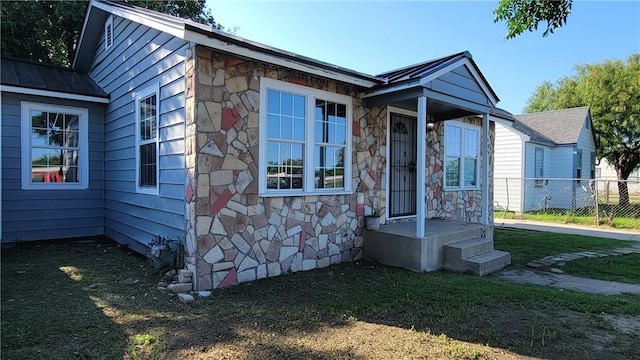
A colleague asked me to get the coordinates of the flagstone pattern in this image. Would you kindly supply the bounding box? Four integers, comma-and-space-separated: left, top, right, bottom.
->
183, 45, 495, 290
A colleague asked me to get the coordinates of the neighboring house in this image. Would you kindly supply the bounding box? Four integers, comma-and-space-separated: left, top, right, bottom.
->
596, 158, 640, 182
1, 0, 510, 289
494, 106, 597, 212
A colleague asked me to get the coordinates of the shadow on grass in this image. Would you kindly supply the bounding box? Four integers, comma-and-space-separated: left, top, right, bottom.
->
2, 238, 639, 359
1, 240, 130, 359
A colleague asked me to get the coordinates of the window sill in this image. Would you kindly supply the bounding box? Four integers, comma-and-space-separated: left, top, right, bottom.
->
443, 187, 481, 192
259, 189, 352, 198
22, 184, 88, 190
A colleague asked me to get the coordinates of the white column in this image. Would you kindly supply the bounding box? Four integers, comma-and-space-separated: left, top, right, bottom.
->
481, 113, 490, 225
416, 96, 428, 237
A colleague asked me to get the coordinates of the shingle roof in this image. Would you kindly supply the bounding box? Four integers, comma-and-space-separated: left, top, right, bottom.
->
490, 107, 517, 122
1, 57, 107, 98
514, 106, 591, 145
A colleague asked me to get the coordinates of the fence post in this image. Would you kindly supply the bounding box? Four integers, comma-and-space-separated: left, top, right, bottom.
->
593, 179, 599, 226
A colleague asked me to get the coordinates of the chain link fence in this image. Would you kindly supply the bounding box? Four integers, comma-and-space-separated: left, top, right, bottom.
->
494, 178, 640, 229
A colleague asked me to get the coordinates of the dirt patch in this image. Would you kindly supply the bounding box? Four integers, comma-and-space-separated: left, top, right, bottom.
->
601, 314, 640, 335
468, 303, 639, 360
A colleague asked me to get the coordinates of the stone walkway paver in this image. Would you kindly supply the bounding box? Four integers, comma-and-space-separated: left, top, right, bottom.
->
498, 270, 640, 295
526, 244, 640, 269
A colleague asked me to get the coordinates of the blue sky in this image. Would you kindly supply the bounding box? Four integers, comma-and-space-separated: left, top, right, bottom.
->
207, 1, 640, 115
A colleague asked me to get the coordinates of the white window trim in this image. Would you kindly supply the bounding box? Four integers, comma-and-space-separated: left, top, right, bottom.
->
20, 102, 89, 190
443, 120, 480, 191
534, 147, 544, 187
135, 83, 160, 195
258, 77, 353, 197
104, 15, 113, 51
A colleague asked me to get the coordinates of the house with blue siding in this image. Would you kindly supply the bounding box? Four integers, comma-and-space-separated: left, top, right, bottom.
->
494, 106, 597, 212
1, 0, 511, 290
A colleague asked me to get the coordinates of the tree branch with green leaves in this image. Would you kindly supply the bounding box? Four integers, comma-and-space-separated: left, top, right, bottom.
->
494, 0, 573, 39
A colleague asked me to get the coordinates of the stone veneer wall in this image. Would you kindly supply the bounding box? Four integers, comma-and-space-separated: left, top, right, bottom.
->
424, 117, 495, 223
184, 45, 388, 290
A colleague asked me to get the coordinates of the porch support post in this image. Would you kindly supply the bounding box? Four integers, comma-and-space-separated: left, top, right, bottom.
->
481, 113, 490, 225
416, 96, 428, 237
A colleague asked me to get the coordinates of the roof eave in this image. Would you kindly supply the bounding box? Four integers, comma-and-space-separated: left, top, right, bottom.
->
183, 24, 382, 88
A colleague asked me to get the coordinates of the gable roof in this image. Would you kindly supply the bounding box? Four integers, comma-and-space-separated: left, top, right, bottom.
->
514, 106, 591, 145
1, 57, 108, 103
376, 51, 499, 105
75, 0, 382, 88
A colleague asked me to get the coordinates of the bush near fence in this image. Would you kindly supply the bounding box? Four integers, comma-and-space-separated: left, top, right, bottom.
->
494, 178, 640, 229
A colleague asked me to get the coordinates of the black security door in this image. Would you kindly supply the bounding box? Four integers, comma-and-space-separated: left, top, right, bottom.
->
389, 113, 417, 217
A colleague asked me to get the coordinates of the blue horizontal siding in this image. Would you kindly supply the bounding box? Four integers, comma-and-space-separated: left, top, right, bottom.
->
1, 92, 105, 242
90, 15, 187, 250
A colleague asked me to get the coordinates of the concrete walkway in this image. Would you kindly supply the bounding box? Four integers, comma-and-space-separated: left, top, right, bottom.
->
493, 219, 640, 295
495, 218, 640, 241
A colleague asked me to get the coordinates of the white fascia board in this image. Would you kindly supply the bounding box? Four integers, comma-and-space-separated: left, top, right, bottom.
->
419, 58, 498, 106
0, 85, 110, 104
185, 31, 378, 88
359, 80, 421, 98
489, 116, 515, 126
91, 1, 187, 39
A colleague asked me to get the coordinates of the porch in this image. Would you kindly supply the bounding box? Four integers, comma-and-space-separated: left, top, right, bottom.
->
363, 220, 511, 275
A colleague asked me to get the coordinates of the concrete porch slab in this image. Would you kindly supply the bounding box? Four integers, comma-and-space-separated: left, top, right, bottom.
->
363, 220, 491, 272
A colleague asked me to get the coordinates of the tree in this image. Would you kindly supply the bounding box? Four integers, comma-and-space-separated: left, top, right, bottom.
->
524, 54, 640, 206
1, 0, 220, 67
494, 0, 573, 39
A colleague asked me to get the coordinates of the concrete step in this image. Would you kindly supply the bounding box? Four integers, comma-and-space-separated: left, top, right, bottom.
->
464, 250, 512, 276
443, 237, 494, 261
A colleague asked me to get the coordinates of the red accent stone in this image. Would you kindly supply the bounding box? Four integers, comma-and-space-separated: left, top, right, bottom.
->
225, 56, 244, 68
356, 204, 364, 216
233, 170, 240, 176
469, 197, 474, 206
186, 184, 193, 201
221, 108, 239, 131
289, 77, 307, 86
434, 186, 441, 199
298, 232, 306, 252
434, 164, 442, 173
218, 267, 237, 288
368, 170, 377, 181
352, 121, 360, 137
210, 189, 233, 216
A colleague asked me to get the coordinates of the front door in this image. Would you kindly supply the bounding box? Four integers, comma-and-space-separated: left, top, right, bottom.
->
389, 113, 417, 217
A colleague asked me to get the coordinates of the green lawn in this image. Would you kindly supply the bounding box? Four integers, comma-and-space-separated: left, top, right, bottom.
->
495, 208, 640, 230
2, 234, 639, 360
494, 228, 640, 284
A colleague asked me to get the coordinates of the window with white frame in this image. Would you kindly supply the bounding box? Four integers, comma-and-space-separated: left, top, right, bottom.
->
576, 149, 583, 180
136, 85, 159, 194
21, 102, 89, 189
444, 122, 479, 189
534, 147, 544, 187
259, 78, 352, 196
590, 152, 596, 179
104, 15, 113, 50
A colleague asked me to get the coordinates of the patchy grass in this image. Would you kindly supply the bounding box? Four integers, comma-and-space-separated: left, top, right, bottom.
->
494, 228, 640, 284
494, 228, 633, 267
2, 238, 640, 360
560, 254, 640, 285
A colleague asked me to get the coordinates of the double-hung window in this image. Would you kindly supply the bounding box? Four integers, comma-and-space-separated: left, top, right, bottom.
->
136, 85, 159, 194
259, 78, 352, 196
21, 102, 89, 189
444, 121, 480, 189
534, 147, 544, 187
